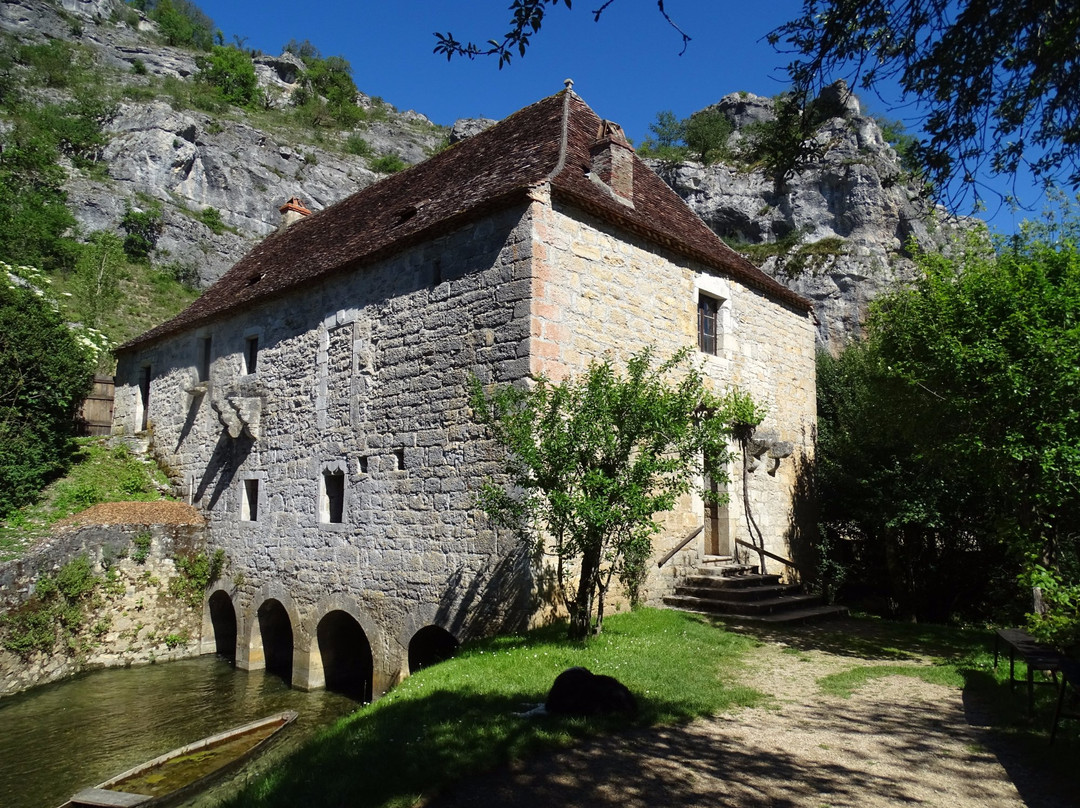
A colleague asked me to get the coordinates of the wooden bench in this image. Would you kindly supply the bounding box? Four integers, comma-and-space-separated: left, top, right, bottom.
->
993, 627, 1062, 716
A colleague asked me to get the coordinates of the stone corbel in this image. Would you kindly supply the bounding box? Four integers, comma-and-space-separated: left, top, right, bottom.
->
745, 432, 794, 476
211, 393, 261, 440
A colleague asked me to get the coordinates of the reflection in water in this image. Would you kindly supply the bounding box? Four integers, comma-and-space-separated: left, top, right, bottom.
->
0, 656, 357, 808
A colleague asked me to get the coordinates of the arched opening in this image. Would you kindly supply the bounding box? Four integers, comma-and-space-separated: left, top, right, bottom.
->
316, 610, 373, 702
208, 590, 237, 663
408, 625, 460, 673
257, 598, 294, 686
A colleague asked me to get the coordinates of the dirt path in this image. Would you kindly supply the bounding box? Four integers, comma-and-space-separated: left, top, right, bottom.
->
431, 622, 1071, 808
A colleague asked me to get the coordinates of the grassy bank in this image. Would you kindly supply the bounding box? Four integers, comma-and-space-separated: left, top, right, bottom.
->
0, 438, 170, 561
224, 609, 763, 808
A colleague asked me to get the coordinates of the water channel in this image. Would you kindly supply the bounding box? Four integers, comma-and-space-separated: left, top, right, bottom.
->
0, 656, 358, 808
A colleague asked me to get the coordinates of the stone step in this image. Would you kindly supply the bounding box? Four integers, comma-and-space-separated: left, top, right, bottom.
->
690, 563, 759, 578
664, 600, 849, 625
664, 592, 825, 616
674, 582, 803, 601
680, 572, 784, 589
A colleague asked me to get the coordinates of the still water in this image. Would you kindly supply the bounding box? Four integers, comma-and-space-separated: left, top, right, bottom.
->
0, 656, 358, 808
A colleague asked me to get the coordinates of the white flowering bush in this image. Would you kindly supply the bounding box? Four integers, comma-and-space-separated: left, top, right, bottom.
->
2, 262, 113, 367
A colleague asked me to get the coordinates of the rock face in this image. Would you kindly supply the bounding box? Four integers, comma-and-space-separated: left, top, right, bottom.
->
651, 84, 966, 350
1, 0, 448, 285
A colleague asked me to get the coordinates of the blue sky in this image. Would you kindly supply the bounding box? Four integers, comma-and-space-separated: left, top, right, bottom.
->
195, 1, 1038, 233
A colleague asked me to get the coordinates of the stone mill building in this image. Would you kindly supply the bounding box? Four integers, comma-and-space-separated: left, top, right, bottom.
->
112, 87, 817, 700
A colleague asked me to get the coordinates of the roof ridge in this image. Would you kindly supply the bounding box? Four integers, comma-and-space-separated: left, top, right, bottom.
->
544, 88, 573, 183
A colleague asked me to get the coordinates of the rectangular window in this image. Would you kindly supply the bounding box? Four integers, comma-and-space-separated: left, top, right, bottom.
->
139, 364, 152, 431
698, 294, 719, 355
394, 448, 406, 471
321, 470, 345, 524
197, 336, 212, 382
242, 479, 259, 521
244, 335, 259, 375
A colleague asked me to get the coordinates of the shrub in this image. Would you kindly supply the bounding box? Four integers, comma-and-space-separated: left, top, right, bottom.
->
120, 201, 164, 261
345, 134, 373, 157
0, 266, 95, 517
369, 153, 407, 174
198, 206, 226, 234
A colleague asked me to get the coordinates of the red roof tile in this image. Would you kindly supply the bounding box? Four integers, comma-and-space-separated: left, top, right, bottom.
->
120, 91, 809, 351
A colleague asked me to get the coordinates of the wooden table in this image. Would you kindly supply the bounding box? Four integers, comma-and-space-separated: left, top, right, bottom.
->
993, 628, 1062, 716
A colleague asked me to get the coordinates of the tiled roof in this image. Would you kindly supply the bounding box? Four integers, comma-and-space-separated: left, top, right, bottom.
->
120, 90, 809, 351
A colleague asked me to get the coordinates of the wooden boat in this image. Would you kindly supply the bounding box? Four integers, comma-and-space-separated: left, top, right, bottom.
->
59, 711, 298, 808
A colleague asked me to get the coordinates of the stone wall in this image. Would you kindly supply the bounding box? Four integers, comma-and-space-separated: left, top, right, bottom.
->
113, 205, 539, 694
0, 522, 206, 697
529, 194, 816, 600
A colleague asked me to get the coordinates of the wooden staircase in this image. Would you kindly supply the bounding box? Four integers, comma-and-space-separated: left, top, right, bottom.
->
664, 560, 848, 624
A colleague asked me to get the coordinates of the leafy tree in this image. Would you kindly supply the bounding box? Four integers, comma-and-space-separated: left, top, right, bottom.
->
817, 216, 1080, 630
282, 40, 362, 128
70, 232, 126, 332
0, 111, 79, 271
470, 346, 763, 638
138, 0, 215, 51
770, 0, 1080, 201
0, 265, 97, 517
684, 109, 733, 164
196, 45, 257, 107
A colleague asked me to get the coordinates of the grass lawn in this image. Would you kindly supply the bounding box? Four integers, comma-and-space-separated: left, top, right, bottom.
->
223, 609, 1079, 808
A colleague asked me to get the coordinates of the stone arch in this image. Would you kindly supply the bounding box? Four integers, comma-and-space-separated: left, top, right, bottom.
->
299, 594, 392, 697
257, 598, 294, 685
408, 625, 460, 673
316, 610, 374, 702
206, 589, 237, 662
242, 585, 302, 685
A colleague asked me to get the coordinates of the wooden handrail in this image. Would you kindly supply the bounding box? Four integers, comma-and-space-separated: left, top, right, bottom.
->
734, 538, 803, 575
657, 525, 705, 569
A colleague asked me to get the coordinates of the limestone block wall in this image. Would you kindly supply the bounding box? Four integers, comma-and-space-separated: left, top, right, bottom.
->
0, 522, 206, 697
113, 205, 538, 694
529, 197, 816, 600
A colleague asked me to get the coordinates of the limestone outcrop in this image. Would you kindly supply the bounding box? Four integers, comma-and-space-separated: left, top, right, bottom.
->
650, 85, 969, 350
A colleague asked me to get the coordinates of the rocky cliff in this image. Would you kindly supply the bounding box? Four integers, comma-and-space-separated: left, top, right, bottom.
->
2, 0, 446, 286
2, 0, 963, 349
648, 85, 967, 349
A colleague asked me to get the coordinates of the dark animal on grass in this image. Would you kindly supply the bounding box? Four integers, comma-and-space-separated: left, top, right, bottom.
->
516, 666, 637, 718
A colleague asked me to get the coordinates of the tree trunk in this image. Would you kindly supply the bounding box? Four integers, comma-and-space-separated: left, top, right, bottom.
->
568, 543, 601, 639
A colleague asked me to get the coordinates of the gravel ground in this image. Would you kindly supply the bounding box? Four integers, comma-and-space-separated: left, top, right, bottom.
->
431, 622, 1073, 808
57, 501, 205, 526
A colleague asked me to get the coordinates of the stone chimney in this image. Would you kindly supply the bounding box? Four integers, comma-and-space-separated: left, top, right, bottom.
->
277, 196, 312, 231
589, 120, 634, 206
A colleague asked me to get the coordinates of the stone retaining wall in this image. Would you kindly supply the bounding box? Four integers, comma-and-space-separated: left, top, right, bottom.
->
0, 522, 207, 697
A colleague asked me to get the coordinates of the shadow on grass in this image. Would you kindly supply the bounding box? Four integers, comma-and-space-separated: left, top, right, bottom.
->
224, 684, 728, 808
712, 614, 993, 662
